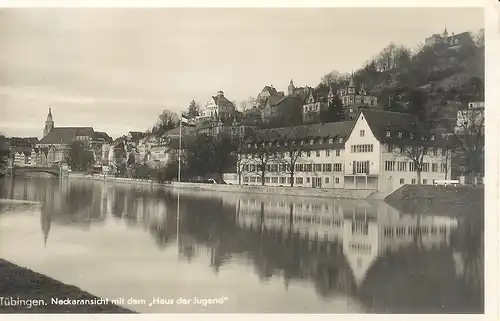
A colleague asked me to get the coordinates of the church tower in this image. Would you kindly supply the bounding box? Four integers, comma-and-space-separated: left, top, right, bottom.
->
288, 79, 295, 96
43, 107, 54, 138
443, 25, 448, 43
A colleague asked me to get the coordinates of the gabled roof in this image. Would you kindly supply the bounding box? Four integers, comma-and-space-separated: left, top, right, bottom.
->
38, 127, 94, 145
265, 92, 286, 107
358, 109, 453, 147
93, 131, 112, 143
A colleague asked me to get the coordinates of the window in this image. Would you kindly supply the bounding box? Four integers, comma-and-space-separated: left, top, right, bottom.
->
265, 177, 271, 183
355, 161, 369, 174
306, 177, 311, 183
323, 163, 332, 172
296, 177, 304, 185
329, 138, 334, 144
431, 135, 435, 141
400, 178, 404, 184
243, 177, 249, 183
313, 164, 321, 172
325, 177, 330, 184
422, 163, 430, 172
385, 161, 395, 171
441, 148, 447, 156
386, 131, 391, 137
307, 151, 311, 157
387, 144, 394, 153
410, 133, 414, 139
397, 161, 407, 171
409, 162, 415, 172
333, 163, 342, 172
351, 144, 374, 153
320, 139, 324, 144
326, 150, 330, 157
411, 178, 416, 184
360, 130, 365, 137
432, 163, 438, 172
398, 132, 403, 138
423, 179, 428, 184
280, 177, 286, 184
433, 148, 438, 155
336, 150, 340, 156
316, 151, 320, 157
441, 163, 448, 173
247, 143, 252, 148
335, 177, 340, 184
339, 138, 343, 143
271, 177, 279, 184
309, 139, 314, 145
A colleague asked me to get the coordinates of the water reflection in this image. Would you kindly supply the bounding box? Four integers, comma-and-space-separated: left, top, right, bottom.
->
0, 178, 483, 313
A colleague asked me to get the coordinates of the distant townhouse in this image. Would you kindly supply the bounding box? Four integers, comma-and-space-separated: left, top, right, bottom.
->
337, 74, 378, 120
237, 109, 453, 194
256, 85, 285, 107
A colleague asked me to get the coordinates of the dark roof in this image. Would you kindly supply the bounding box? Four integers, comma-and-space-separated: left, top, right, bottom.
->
128, 131, 146, 141
359, 109, 453, 147
274, 96, 304, 110
38, 127, 94, 145
93, 131, 112, 143
213, 95, 235, 109
261, 86, 278, 95
162, 126, 197, 137
266, 92, 286, 106
247, 121, 354, 151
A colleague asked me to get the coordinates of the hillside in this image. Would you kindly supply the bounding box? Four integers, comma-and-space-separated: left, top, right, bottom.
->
316, 30, 484, 113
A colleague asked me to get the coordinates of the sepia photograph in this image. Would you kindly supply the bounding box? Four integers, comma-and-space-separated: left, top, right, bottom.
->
0, 5, 487, 316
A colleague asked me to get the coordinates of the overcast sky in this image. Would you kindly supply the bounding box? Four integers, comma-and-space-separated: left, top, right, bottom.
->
0, 7, 483, 139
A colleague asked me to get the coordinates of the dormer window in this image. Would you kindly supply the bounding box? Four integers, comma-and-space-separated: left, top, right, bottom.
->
421, 135, 426, 140
329, 138, 334, 144
284, 141, 288, 146
386, 131, 391, 137
309, 139, 314, 145
277, 141, 280, 147
254, 143, 258, 148
247, 143, 252, 148
320, 138, 324, 144
339, 138, 343, 143
410, 133, 414, 139
398, 132, 402, 138
268, 142, 272, 147
430, 135, 435, 141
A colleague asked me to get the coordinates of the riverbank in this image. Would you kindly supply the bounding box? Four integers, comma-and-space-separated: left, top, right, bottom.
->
69, 173, 377, 200
385, 185, 484, 217
0, 259, 134, 313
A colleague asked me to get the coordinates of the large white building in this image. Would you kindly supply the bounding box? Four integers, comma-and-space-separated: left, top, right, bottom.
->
237, 109, 453, 194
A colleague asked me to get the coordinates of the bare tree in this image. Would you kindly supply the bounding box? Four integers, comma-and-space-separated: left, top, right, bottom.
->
451, 106, 484, 185
152, 109, 179, 135
391, 122, 434, 185
274, 126, 315, 187
242, 131, 278, 186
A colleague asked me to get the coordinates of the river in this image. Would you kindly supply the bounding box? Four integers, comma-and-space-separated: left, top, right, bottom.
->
0, 177, 484, 313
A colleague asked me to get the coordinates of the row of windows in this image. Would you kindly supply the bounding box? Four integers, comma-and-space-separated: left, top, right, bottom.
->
242, 163, 343, 173
385, 131, 436, 141
384, 161, 448, 173
351, 144, 374, 153
383, 226, 448, 237
247, 137, 344, 149
386, 145, 451, 156
243, 176, 341, 185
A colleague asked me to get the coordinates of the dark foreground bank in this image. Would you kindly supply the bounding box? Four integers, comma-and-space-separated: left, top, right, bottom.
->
0, 259, 135, 313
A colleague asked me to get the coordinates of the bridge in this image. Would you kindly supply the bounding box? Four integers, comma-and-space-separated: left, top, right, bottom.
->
0, 167, 61, 177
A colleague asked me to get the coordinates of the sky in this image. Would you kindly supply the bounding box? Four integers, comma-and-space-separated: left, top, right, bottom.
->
0, 7, 484, 139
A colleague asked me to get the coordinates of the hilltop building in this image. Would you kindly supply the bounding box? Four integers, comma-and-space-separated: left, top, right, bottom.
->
424, 27, 475, 48
337, 74, 378, 120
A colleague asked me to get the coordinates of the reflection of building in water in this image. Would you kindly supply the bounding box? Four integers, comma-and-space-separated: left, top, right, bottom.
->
237, 196, 458, 287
